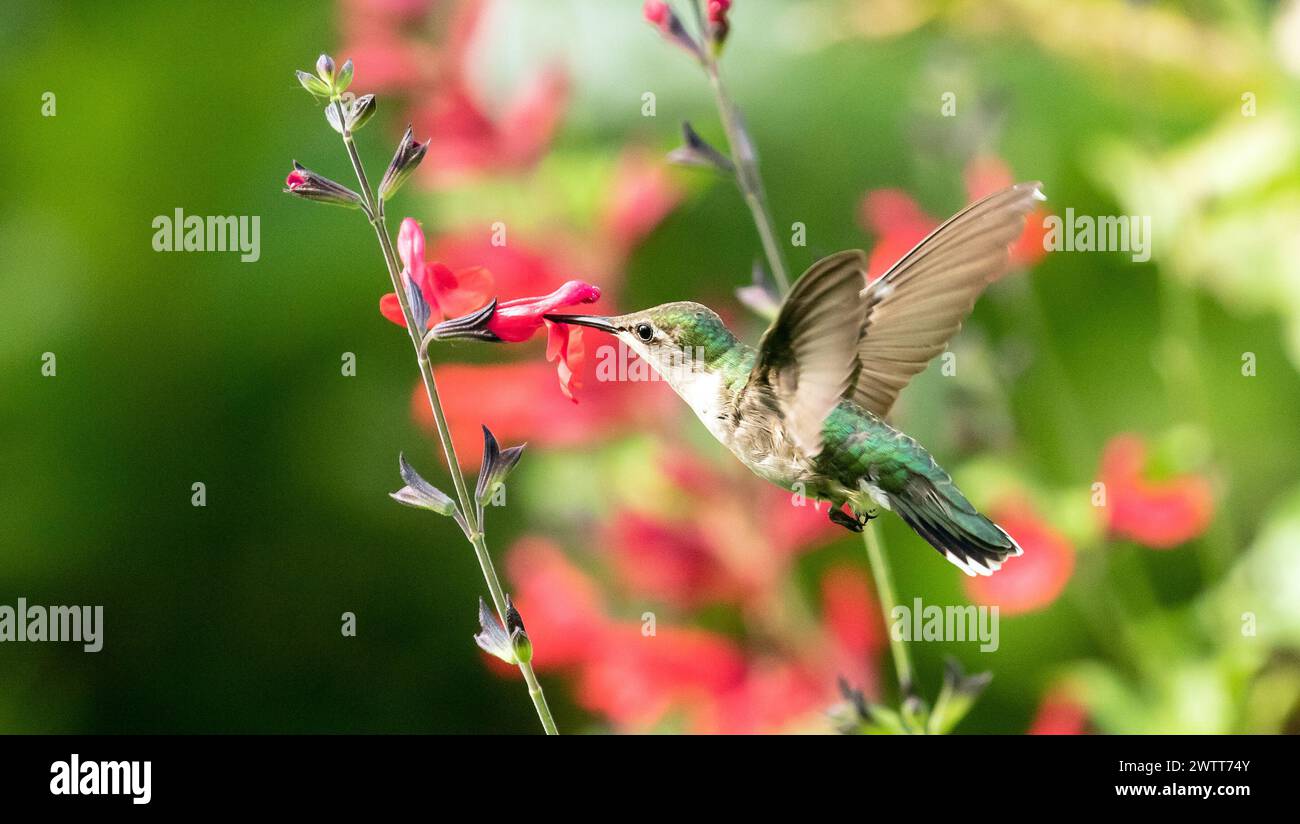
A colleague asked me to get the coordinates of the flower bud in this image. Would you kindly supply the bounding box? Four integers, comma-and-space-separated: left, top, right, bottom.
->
504, 596, 532, 665
315, 54, 336, 86
643, 0, 704, 62
707, 0, 732, 50
283, 161, 364, 208
336, 59, 354, 95
667, 120, 734, 173
379, 125, 429, 201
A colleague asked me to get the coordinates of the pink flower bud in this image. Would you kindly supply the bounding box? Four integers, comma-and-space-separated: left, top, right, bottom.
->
643, 0, 670, 27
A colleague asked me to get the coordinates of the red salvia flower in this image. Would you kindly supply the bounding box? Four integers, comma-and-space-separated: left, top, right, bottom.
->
859, 154, 1047, 280
1028, 687, 1090, 735
485, 280, 601, 402
964, 498, 1075, 615
379, 218, 493, 327
643, 0, 669, 27
1100, 433, 1214, 549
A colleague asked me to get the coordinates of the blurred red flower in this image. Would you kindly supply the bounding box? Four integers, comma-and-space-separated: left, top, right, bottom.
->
859, 154, 1048, 280
964, 498, 1075, 615
601, 150, 686, 256
429, 230, 573, 301
505, 537, 609, 668
963, 154, 1049, 267
418, 362, 675, 467
341, 0, 567, 185
498, 470, 881, 733
604, 510, 737, 608
1028, 687, 1089, 735
1100, 434, 1214, 549
820, 564, 883, 686
600, 447, 841, 608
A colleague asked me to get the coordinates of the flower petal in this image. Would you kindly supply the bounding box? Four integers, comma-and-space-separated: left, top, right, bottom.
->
379, 292, 407, 327
545, 320, 584, 402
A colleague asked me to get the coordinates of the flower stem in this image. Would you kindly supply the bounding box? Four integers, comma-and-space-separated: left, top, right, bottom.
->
334, 102, 558, 735
862, 521, 914, 696
692, 1, 790, 294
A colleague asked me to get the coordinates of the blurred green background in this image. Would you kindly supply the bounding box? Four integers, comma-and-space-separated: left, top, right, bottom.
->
2, 0, 1300, 733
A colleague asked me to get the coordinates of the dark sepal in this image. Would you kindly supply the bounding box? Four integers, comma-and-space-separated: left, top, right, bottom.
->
390, 453, 469, 537
927, 657, 992, 734
430, 299, 501, 343
504, 594, 532, 664
667, 120, 734, 174
284, 160, 364, 209
475, 424, 525, 517
831, 677, 912, 735
378, 125, 430, 201
404, 268, 434, 333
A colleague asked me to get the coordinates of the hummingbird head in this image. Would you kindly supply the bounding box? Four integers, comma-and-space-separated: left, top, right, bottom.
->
545, 301, 740, 388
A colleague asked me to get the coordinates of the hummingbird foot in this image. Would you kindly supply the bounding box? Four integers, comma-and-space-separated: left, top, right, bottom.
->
828, 506, 865, 533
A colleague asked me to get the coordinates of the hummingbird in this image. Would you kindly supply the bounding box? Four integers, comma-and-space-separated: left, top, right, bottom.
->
543, 182, 1044, 577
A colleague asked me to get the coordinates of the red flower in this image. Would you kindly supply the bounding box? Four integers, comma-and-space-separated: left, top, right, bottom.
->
1100, 434, 1214, 549
964, 498, 1075, 616
601, 150, 686, 255
858, 188, 937, 281
487, 281, 600, 341
820, 565, 883, 689
429, 230, 578, 304
604, 510, 738, 608
643, 0, 669, 27
1028, 687, 1089, 735
418, 361, 675, 466
505, 538, 611, 668
485, 280, 601, 402
379, 218, 493, 327
341, 0, 568, 185
963, 154, 1048, 266
285, 169, 308, 189
858, 154, 1047, 279
576, 624, 748, 730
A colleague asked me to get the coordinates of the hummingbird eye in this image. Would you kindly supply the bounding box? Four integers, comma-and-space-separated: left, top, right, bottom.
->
634, 322, 655, 342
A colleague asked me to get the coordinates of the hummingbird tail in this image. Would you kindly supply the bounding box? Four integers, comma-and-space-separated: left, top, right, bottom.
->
887, 476, 1022, 577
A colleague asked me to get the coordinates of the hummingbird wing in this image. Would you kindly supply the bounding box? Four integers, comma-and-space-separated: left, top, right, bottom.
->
847, 181, 1044, 417
747, 250, 870, 455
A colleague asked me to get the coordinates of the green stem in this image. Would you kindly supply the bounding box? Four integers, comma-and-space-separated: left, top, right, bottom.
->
335, 102, 558, 735
862, 522, 914, 695
692, 2, 790, 294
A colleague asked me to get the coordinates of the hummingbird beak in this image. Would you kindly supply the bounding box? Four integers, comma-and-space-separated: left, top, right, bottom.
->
542, 313, 619, 334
